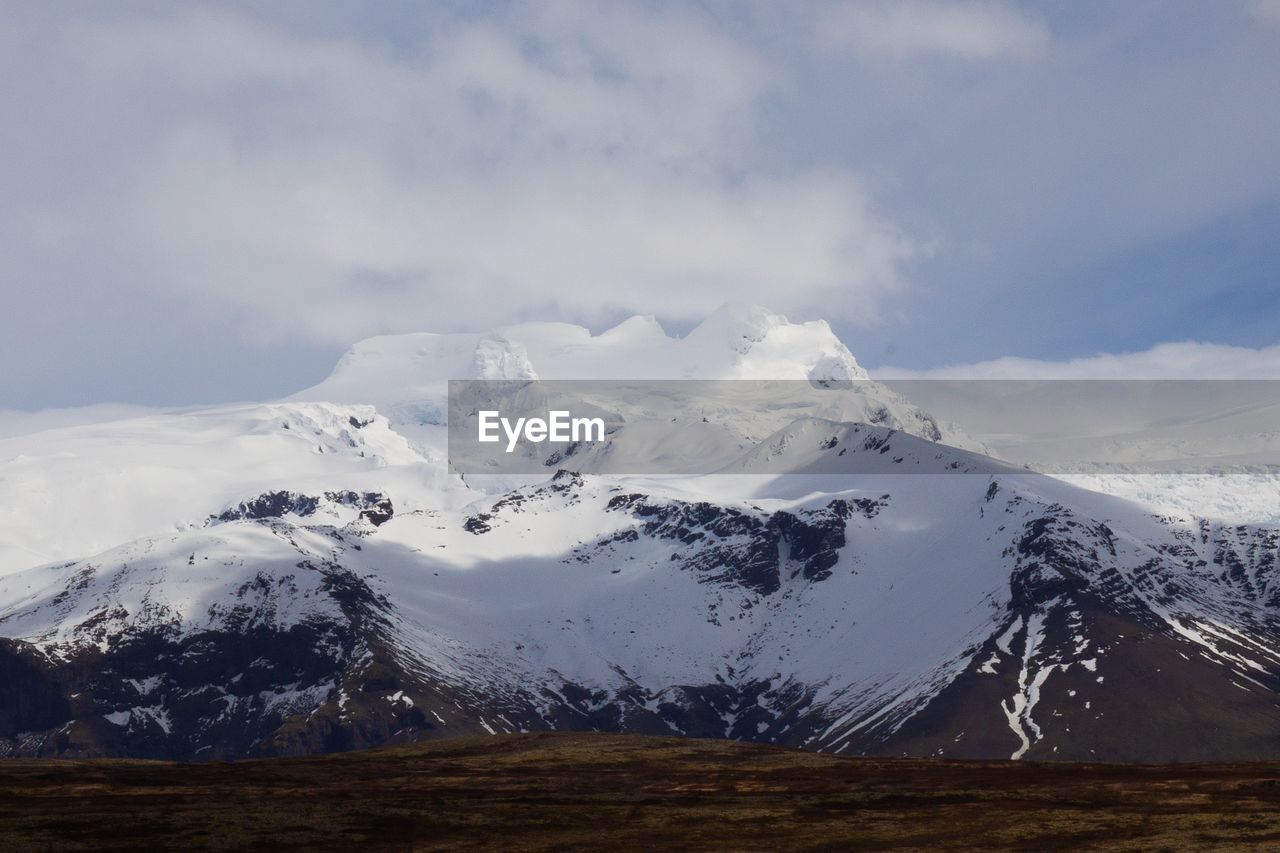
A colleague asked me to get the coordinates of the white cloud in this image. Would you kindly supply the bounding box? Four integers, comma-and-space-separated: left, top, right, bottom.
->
1254, 0, 1280, 25
876, 341, 1280, 379
814, 0, 1050, 61
17, 5, 914, 344
3, 2, 1280, 409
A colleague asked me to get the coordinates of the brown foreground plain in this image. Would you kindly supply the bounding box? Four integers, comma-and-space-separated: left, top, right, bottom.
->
1, 732, 1279, 851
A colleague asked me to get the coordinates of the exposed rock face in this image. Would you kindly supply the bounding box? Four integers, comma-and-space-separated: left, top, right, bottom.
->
214, 490, 394, 527
595, 494, 886, 592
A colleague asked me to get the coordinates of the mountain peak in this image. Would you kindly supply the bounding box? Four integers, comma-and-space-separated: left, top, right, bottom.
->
681, 303, 867, 381
298, 306, 868, 404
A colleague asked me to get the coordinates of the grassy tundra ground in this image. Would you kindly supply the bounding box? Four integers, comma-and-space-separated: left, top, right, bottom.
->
1, 732, 1278, 851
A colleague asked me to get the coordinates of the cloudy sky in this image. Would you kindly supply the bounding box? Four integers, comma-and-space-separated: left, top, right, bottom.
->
3, 0, 1280, 408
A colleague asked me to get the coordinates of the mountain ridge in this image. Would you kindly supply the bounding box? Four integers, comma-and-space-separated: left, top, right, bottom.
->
0, 306, 1277, 763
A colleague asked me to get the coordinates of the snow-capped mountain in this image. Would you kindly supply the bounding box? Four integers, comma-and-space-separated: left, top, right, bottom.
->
291, 303, 980, 460
1, 307, 1279, 762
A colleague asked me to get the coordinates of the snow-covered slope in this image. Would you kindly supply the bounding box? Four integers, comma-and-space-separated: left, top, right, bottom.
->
3, 447, 1278, 762
0, 403, 432, 577
1, 306, 1279, 763
715, 418, 1020, 476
